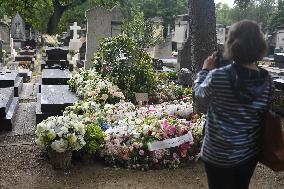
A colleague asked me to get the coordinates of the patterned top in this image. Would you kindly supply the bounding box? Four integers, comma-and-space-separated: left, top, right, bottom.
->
193, 64, 271, 167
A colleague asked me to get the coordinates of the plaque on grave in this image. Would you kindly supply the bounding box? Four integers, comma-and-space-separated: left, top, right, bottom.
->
135, 93, 149, 104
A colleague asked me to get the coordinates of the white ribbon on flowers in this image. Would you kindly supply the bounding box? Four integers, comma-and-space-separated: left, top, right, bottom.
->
147, 132, 194, 151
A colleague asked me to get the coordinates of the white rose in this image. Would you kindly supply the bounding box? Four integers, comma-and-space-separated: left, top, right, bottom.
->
101, 94, 108, 101
51, 139, 67, 153
47, 129, 56, 140
67, 133, 77, 144
61, 126, 68, 134
35, 137, 45, 149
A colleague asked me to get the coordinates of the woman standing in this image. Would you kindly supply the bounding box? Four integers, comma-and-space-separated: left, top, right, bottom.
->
193, 20, 271, 189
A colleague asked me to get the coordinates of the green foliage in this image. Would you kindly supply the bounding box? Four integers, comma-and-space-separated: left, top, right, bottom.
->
270, 0, 284, 31
167, 71, 178, 81
0, 0, 124, 33
126, 0, 188, 31
216, 3, 233, 26
84, 122, 105, 155
216, 0, 277, 29
93, 35, 158, 100
155, 72, 192, 102
123, 9, 161, 48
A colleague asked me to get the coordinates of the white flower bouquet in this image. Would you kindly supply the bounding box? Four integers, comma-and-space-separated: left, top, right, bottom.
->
43, 34, 62, 46
35, 115, 86, 153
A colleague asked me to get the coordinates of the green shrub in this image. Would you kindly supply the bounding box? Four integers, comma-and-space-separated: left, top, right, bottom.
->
93, 35, 158, 100
84, 122, 105, 155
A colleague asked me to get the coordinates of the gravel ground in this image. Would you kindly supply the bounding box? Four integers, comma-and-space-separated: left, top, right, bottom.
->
0, 137, 284, 189
1, 75, 284, 189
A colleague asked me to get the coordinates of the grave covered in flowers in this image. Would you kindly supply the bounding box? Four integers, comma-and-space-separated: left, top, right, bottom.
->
35, 35, 204, 170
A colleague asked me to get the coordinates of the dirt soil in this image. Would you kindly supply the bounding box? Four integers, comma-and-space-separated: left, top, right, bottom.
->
0, 135, 284, 189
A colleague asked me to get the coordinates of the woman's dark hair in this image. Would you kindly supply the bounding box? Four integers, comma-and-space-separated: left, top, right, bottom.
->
223, 20, 267, 64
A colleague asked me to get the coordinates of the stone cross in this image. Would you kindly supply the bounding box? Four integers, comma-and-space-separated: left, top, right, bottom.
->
70, 22, 81, 40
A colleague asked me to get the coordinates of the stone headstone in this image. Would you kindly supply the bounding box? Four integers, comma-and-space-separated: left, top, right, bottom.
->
43, 47, 72, 70
276, 29, 284, 49
69, 22, 82, 51
172, 15, 189, 50
178, 38, 191, 70
85, 6, 124, 69
0, 20, 11, 53
24, 39, 36, 49
178, 68, 192, 86
216, 27, 226, 45
11, 13, 26, 49
1, 15, 11, 24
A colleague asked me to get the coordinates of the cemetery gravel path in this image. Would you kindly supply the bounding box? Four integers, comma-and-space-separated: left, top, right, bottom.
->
0, 80, 284, 188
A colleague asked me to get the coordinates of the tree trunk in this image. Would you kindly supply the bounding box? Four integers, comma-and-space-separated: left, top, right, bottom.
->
188, 0, 217, 114
47, 3, 66, 35
188, 0, 217, 76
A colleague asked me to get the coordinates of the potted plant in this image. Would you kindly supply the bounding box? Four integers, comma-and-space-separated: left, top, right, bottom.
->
35, 115, 86, 169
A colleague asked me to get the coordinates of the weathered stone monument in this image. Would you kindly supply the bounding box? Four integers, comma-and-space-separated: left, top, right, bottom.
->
85, 6, 124, 69
11, 12, 26, 49
0, 15, 11, 53
276, 28, 284, 49
172, 15, 189, 51
69, 22, 82, 51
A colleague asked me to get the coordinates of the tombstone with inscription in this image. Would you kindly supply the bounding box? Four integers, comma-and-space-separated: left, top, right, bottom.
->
85, 6, 124, 69
0, 16, 11, 53
69, 22, 82, 51
11, 12, 26, 49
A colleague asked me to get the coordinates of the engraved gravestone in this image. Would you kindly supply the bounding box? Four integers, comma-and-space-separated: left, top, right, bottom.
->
0, 18, 11, 53
11, 12, 26, 49
85, 6, 124, 69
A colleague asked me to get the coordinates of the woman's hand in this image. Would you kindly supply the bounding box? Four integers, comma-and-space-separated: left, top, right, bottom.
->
202, 53, 216, 71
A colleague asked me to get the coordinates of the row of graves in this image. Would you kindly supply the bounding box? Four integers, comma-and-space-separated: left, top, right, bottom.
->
0, 13, 39, 131
36, 46, 78, 124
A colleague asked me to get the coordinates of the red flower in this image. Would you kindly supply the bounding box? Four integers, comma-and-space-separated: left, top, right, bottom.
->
179, 142, 190, 158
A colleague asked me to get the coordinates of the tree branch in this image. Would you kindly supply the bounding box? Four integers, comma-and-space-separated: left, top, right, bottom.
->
63, 0, 87, 10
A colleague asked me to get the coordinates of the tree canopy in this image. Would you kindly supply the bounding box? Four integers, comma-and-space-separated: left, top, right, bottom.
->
0, 0, 124, 34
216, 0, 277, 30
0, 0, 188, 34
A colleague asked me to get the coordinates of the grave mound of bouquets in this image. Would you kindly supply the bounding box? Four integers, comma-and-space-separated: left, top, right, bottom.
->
37, 69, 204, 170
64, 97, 204, 170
